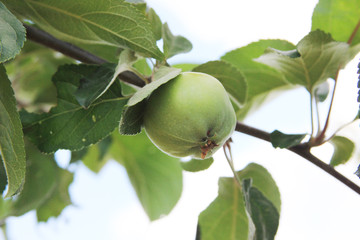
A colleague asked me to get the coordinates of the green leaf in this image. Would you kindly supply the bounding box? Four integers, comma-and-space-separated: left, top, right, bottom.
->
162, 23, 192, 59
82, 136, 112, 173
242, 179, 279, 240
314, 80, 330, 102
21, 64, 128, 153
237, 163, 281, 214
329, 136, 355, 166
312, 0, 360, 46
36, 168, 73, 222
4, 0, 164, 60
119, 66, 181, 135
0, 155, 7, 194
0, 2, 26, 62
270, 130, 306, 149
0, 64, 26, 198
198, 177, 255, 240
147, 8, 162, 41
172, 63, 199, 72
193, 60, 247, 107
75, 50, 138, 108
5, 42, 74, 111
110, 131, 183, 221
255, 30, 351, 92
221, 39, 296, 119
119, 100, 146, 135
180, 157, 214, 172
11, 141, 58, 216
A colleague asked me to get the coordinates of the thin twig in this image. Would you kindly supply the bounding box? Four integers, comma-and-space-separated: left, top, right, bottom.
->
236, 122, 360, 195
24, 24, 145, 88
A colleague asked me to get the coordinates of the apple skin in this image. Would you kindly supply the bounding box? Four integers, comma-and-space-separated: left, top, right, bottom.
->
143, 72, 236, 159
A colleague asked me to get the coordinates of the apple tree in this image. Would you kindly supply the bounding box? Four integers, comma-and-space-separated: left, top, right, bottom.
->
0, 0, 359, 239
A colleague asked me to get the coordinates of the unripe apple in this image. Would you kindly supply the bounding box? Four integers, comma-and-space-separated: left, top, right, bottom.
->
143, 72, 236, 159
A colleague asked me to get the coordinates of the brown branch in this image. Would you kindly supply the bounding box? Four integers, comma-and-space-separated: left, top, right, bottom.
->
236, 122, 360, 195
24, 23, 360, 196
24, 24, 145, 87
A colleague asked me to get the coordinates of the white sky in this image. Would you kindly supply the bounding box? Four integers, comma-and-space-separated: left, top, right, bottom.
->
4, 0, 360, 239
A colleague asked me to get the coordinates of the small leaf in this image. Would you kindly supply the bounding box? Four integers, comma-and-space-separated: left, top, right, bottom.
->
75, 50, 138, 108
312, 0, 360, 46
180, 158, 214, 172
119, 100, 146, 135
0, 2, 26, 62
329, 136, 355, 166
162, 23, 192, 59
127, 66, 181, 106
110, 131, 183, 221
221, 39, 296, 119
270, 130, 306, 149
21, 64, 128, 153
255, 30, 351, 92
11, 141, 58, 216
198, 177, 255, 240
4, 0, 164, 60
119, 67, 181, 135
242, 179, 280, 240
355, 164, 360, 178
193, 60, 247, 107
36, 168, 73, 222
314, 80, 330, 102
0, 64, 26, 198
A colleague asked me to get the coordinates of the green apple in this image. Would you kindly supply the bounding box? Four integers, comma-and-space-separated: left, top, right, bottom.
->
143, 72, 236, 159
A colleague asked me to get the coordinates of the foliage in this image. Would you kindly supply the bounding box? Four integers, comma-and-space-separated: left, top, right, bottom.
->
0, 0, 359, 239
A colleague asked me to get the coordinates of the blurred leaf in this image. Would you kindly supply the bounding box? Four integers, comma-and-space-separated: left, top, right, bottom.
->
119, 67, 181, 135
172, 63, 198, 72
193, 60, 247, 107
180, 157, 214, 172
70, 148, 88, 164
242, 179, 279, 240
237, 163, 281, 214
110, 131, 183, 221
329, 136, 355, 166
132, 58, 152, 76
82, 136, 112, 173
270, 130, 306, 149
36, 168, 73, 222
255, 30, 351, 92
221, 39, 296, 119
312, 0, 360, 46
0, 2, 26, 62
198, 177, 255, 240
0, 65, 26, 198
75, 50, 138, 108
21, 64, 128, 153
11, 141, 57, 216
6, 42, 74, 111
162, 23, 192, 59
147, 8, 162, 41
4, 0, 164, 60
314, 80, 330, 102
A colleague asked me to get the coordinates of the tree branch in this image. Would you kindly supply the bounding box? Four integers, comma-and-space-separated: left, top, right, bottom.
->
25, 23, 360, 196
24, 24, 145, 87
236, 122, 360, 195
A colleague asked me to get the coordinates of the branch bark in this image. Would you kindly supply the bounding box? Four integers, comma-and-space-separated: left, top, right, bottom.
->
24, 23, 360, 196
